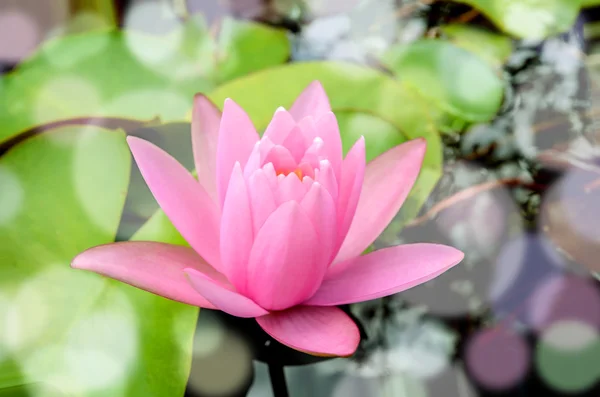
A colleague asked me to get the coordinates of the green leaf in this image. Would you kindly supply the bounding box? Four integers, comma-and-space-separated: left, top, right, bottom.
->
0, 18, 290, 145
214, 18, 291, 83
0, 126, 196, 396
382, 40, 504, 125
452, 0, 582, 39
440, 24, 513, 69
69, 0, 118, 29
582, 0, 600, 7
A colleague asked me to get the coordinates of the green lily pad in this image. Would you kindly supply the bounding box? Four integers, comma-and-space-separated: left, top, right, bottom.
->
452, 0, 582, 39
440, 24, 513, 69
582, 0, 600, 7
0, 17, 290, 145
382, 40, 504, 125
0, 126, 196, 396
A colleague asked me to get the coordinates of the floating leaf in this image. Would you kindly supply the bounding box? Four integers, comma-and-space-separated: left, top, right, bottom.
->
0, 18, 290, 144
0, 126, 196, 396
582, 0, 600, 7
382, 40, 504, 125
440, 24, 513, 69
452, 0, 581, 39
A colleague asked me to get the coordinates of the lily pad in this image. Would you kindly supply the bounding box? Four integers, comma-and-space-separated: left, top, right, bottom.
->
0, 126, 197, 396
0, 17, 290, 145
452, 0, 582, 39
382, 40, 504, 125
440, 24, 513, 69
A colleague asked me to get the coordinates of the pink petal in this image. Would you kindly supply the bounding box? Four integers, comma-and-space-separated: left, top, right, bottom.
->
276, 173, 308, 204
127, 137, 221, 268
263, 108, 296, 144
220, 163, 254, 293
72, 242, 226, 308
300, 136, 324, 169
282, 126, 308, 163
301, 183, 337, 265
315, 112, 343, 180
262, 162, 279, 190
191, 94, 221, 205
185, 268, 268, 318
298, 162, 315, 179
315, 160, 339, 202
334, 137, 365, 257
305, 244, 464, 306
289, 81, 332, 121
217, 99, 260, 206
248, 169, 277, 234
263, 145, 297, 174
256, 306, 360, 356
244, 137, 276, 179
246, 201, 322, 310
242, 141, 261, 179
335, 139, 426, 263
298, 116, 318, 143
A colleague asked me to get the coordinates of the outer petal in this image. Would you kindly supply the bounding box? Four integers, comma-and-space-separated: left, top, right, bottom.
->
220, 163, 254, 293
246, 201, 322, 310
334, 138, 426, 263
305, 244, 464, 306
191, 94, 221, 205
185, 268, 268, 318
334, 137, 365, 253
301, 183, 337, 265
248, 169, 277, 235
71, 242, 226, 309
127, 137, 221, 268
276, 173, 308, 204
256, 306, 360, 357
217, 98, 260, 206
263, 107, 296, 144
315, 112, 343, 180
289, 81, 332, 121
315, 160, 338, 201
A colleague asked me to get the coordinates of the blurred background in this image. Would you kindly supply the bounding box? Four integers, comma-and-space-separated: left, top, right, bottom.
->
1, 0, 599, 396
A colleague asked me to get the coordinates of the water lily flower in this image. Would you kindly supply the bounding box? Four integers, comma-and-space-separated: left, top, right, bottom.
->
72, 81, 464, 356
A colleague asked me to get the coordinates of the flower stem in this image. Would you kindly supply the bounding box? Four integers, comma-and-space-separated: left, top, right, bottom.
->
268, 363, 289, 397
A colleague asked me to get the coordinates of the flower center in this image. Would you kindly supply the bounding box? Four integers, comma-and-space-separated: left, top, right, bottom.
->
276, 168, 304, 179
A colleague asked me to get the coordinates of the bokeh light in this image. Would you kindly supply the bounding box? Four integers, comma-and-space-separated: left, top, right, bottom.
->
64, 295, 138, 392
332, 373, 428, 397
540, 165, 600, 274
465, 326, 531, 390
526, 273, 600, 332
0, 165, 24, 226
124, 1, 183, 71
0, 9, 40, 63
19, 288, 138, 394
187, 313, 253, 396
488, 233, 565, 319
34, 75, 101, 127
535, 320, 600, 393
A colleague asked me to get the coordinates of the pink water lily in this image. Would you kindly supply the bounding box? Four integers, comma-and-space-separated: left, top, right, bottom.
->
72, 81, 463, 356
